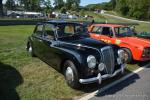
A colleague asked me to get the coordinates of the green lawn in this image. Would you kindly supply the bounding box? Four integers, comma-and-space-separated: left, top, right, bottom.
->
0, 13, 150, 100
0, 25, 83, 100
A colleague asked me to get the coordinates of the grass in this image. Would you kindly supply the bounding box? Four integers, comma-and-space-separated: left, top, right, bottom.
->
0, 25, 82, 100
0, 12, 150, 100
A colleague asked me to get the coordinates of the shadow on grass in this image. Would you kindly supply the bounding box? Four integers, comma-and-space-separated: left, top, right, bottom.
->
0, 62, 23, 100
79, 61, 150, 96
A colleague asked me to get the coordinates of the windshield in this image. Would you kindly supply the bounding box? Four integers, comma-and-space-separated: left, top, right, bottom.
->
56, 23, 89, 38
114, 27, 135, 37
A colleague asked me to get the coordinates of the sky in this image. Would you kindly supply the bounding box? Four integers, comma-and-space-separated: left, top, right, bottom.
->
3, 0, 111, 6
81, 0, 110, 6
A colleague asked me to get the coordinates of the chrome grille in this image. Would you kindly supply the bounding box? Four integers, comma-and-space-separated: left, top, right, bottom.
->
101, 46, 115, 74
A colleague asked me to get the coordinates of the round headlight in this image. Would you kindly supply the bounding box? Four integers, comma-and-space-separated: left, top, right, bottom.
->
118, 49, 125, 59
87, 55, 96, 69
98, 63, 105, 71
118, 49, 126, 63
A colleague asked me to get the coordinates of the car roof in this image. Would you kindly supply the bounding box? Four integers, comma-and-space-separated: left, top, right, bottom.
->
43, 20, 79, 25
91, 24, 125, 28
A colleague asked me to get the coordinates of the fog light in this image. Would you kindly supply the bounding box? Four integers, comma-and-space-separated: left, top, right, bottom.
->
98, 63, 105, 71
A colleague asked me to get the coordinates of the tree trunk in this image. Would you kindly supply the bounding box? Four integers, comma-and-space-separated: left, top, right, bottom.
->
0, 0, 3, 17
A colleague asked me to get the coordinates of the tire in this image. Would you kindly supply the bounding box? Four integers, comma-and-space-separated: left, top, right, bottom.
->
27, 42, 36, 57
63, 60, 81, 89
122, 48, 132, 63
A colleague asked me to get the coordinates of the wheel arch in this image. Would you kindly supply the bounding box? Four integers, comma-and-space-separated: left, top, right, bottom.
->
58, 50, 84, 77
121, 47, 133, 62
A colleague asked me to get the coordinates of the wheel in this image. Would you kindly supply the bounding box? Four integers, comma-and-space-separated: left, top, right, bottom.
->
63, 60, 81, 89
27, 42, 36, 57
122, 48, 132, 63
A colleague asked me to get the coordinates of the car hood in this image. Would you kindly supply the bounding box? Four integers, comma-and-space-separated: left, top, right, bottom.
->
120, 37, 150, 47
59, 37, 108, 49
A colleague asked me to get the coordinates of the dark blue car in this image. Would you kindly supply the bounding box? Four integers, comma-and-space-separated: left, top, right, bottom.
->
27, 20, 126, 89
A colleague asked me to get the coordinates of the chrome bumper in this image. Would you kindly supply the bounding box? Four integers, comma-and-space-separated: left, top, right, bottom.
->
79, 64, 126, 84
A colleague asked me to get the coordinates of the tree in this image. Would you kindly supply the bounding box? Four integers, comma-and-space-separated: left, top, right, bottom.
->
66, 0, 80, 11
5, 0, 16, 10
73, 0, 80, 10
54, 0, 64, 9
20, 0, 41, 11
0, 0, 3, 17
110, 0, 116, 9
115, 0, 129, 15
115, 0, 150, 20
60, 7, 66, 14
66, 0, 72, 10
43, 0, 52, 13
80, 9, 85, 16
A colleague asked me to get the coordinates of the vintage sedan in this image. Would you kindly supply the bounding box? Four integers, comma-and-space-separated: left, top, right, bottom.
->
27, 21, 126, 89
89, 24, 150, 63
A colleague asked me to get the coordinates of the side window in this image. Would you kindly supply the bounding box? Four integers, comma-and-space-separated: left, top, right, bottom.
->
75, 26, 84, 33
64, 25, 74, 35
91, 26, 102, 34
101, 27, 113, 36
35, 24, 43, 37
44, 24, 55, 40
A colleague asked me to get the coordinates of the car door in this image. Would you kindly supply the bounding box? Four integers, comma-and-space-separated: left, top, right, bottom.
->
100, 27, 115, 44
112, 27, 123, 45
89, 26, 103, 40
32, 24, 44, 58
41, 23, 61, 69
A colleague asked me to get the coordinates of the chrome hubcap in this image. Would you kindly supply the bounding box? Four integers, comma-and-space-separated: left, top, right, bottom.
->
65, 67, 74, 82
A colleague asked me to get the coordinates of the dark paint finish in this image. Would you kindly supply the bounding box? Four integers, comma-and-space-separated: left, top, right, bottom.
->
27, 21, 122, 79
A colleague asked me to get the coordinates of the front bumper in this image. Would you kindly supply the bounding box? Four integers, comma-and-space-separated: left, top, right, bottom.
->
79, 64, 126, 84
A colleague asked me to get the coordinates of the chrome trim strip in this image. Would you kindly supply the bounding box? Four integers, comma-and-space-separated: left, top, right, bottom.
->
79, 64, 126, 84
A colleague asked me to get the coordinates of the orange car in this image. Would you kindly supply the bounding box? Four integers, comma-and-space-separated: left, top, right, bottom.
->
88, 24, 150, 63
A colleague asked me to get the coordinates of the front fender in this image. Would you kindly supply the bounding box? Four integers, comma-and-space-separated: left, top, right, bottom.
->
53, 46, 85, 77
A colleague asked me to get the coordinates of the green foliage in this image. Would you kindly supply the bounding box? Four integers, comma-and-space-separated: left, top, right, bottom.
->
5, 0, 16, 10
85, 0, 150, 20
115, 0, 129, 15
110, 0, 116, 9
115, 0, 150, 20
80, 9, 85, 16
60, 7, 66, 14
42, 0, 52, 13
0, 0, 4, 17
85, 2, 113, 11
19, 0, 42, 11
66, 0, 80, 11
54, 0, 64, 9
